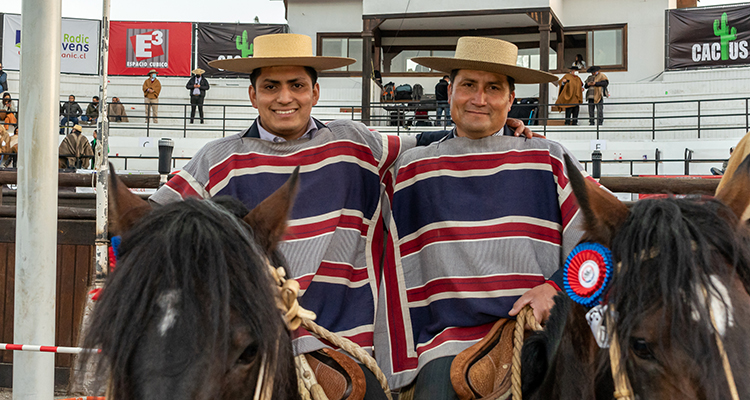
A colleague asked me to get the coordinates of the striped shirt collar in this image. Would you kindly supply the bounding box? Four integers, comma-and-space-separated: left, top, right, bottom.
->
441, 125, 515, 142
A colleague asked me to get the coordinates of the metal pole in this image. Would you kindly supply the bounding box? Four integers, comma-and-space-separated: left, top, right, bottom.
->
95, 0, 111, 278
13, 0, 61, 397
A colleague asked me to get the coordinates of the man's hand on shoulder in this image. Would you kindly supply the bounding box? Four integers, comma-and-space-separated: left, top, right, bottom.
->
507, 118, 545, 139
508, 282, 558, 324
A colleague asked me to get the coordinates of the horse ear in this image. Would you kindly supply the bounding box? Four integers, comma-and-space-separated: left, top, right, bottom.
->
108, 163, 152, 236
564, 154, 628, 247
244, 166, 300, 255
715, 154, 750, 223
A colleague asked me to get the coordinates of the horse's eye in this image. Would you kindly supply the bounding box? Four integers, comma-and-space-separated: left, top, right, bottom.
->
630, 337, 656, 360
237, 342, 259, 365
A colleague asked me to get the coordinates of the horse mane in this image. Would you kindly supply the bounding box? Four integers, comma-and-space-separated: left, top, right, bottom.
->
609, 197, 750, 399
83, 198, 298, 399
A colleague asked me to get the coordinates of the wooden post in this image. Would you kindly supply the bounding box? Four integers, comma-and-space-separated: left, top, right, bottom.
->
361, 18, 383, 126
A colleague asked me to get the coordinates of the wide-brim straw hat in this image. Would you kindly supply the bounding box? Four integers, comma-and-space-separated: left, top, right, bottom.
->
72, 124, 83, 132
209, 33, 355, 73
412, 37, 557, 84
148, 69, 157, 74
192, 68, 205, 75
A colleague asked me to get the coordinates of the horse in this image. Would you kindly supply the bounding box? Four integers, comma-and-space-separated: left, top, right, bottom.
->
521, 154, 750, 400
82, 168, 301, 400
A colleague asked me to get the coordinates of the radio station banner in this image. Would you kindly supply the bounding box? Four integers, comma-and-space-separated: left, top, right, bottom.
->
2, 14, 100, 74
668, 5, 750, 69
196, 23, 287, 78
109, 21, 192, 76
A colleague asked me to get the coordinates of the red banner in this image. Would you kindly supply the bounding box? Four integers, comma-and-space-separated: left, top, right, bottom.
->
109, 21, 192, 76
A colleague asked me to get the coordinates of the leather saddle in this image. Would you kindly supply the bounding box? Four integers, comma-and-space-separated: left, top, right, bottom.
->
304, 348, 367, 400
450, 319, 517, 400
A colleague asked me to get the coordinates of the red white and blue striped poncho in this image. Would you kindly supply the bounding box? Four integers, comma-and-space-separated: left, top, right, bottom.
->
375, 131, 587, 389
150, 119, 413, 356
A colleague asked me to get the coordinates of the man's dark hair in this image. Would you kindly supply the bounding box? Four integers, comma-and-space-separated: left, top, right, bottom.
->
69, 94, 76, 100
250, 66, 318, 88
93, 96, 99, 101
449, 69, 515, 93
443, 75, 449, 80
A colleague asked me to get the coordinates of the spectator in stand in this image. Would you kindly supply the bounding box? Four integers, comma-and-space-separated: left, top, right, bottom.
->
82, 96, 100, 125
435, 75, 450, 126
143, 69, 161, 123
58, 124, 93, 169
1, 92, 17, 131
584, 66, 608, 126
0, 126, 10, 167
60, 94, 83, 134
108, 97, 129, 122
186, 68, 210, 124
573, 54, 586, 70
554, 65, 583, 125
0, 63, 7, 93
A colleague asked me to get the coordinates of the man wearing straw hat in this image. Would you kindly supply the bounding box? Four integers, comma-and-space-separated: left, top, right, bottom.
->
376, 37, 589, 399
186, 68, 210, 124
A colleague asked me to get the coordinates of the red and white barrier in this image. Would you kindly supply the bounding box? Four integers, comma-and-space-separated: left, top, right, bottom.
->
0, 343, 99, 354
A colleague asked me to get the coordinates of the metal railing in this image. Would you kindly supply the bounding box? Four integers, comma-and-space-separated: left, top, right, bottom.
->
23, 95, 750, 138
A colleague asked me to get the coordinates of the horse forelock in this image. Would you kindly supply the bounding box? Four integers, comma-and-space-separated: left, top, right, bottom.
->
84, 199, 298, 400
607, 197, 750, 398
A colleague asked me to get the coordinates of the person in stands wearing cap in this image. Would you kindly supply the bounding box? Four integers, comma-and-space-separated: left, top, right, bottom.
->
58, 124, 93, 169
376, 37, 590, 399
150, 33, 538, 400
585, 66, 609, 126
143, 69, 161, 123
186, 68, 210, 124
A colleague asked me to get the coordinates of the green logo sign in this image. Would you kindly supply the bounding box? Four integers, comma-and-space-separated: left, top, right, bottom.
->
713, 12, 737, 61
235, 30, 254, 58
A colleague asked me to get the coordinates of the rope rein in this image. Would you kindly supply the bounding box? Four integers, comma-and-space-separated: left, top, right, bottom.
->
268, 262, 393, 400
510, 306, 543, 400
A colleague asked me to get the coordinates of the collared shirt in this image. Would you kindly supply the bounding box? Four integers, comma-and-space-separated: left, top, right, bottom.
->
439, 125, 515, 143
257, 117, 319, 143
192, 76, 202, 96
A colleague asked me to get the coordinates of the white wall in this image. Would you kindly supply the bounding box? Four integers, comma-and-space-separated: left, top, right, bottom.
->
362, 0, 550, 15
287, 0, 363, 53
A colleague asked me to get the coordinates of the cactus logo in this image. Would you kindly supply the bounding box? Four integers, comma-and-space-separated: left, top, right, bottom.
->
235, 30, 254, 58
691, 12, 749, 63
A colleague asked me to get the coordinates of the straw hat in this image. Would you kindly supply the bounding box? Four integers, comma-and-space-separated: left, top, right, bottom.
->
148, 69, 157, 74
587, 66, 601, 73
209, 33, 355, 73
411, 37, 557, 84
72, 124, 83, 132
192, 68, 205, 75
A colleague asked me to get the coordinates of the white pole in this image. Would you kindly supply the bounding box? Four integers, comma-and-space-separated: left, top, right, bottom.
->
13, 0, 61, 397
95, 0, 111, 277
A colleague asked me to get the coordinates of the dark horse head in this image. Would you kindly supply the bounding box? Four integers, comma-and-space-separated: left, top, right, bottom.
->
523, 155, 750, 400
83, 168, 301, 400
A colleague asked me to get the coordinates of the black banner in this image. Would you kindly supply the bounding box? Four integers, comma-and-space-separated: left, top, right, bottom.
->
196, 23, 287, 78
668, 5, 750, 69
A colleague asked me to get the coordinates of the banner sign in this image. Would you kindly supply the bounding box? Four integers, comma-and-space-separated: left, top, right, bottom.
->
196, 23, 287, 77
668, 5, 750, 69
109, 21, 192, 76
2, 14, 100, 74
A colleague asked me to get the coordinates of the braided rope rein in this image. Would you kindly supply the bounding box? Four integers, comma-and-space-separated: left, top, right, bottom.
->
269, 263, 393, 400
510, 306, 543, 400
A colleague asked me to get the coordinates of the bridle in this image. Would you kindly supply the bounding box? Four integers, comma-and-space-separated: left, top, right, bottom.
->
564, 242, 740, 400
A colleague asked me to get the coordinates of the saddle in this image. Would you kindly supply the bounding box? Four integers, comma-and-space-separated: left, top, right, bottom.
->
304, 348, 367, 400
450, 319, 517, 400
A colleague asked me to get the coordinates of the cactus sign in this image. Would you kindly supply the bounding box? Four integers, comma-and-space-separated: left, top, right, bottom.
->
668, 5, 750, 69
196, 23, 288, 78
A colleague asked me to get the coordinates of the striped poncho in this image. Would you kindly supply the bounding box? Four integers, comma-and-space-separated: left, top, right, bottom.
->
375, 131, 586, 389
151, 119, 413, 355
